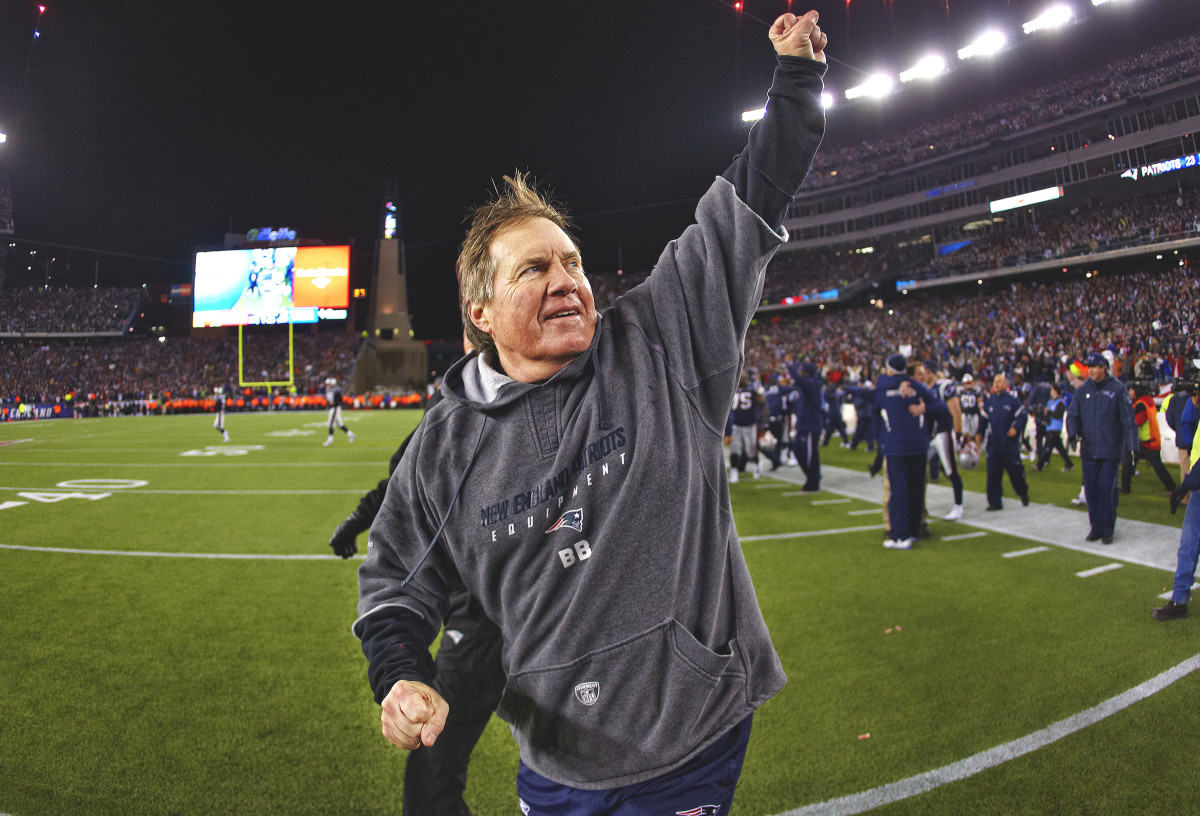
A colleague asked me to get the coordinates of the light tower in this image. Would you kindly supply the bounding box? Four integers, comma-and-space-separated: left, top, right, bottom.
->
352, 180, 428, 393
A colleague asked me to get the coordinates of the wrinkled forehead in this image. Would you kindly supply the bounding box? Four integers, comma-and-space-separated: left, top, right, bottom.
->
490, 217, 580, 271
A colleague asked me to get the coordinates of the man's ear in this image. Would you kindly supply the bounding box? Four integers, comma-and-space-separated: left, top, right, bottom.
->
468, 301, 492, 337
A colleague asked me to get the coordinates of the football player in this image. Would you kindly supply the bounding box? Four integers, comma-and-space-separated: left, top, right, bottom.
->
213, 385, 229, 442
323, 377, 355, 447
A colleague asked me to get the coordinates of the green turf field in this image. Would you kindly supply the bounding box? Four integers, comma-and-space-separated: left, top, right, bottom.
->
1, 411, 1196, 815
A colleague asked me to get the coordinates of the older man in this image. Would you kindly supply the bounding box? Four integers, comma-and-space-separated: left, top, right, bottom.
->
977, 373, 1031, 512
353, 12, 828, 812
1067, 352, 1137, 544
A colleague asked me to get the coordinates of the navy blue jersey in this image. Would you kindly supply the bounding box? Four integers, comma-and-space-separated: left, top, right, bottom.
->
932, 379, 958, 435
788, 376, 824, 433
958, 387, 980, 415
730, 385, 763, 427
763, 384, 793, 418
326, 386, 344, 408
873, 374, 944, 456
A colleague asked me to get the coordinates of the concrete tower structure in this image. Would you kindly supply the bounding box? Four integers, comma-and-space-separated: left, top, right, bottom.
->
352, 180, 428, 393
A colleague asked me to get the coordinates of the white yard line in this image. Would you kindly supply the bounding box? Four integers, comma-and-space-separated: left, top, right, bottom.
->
0, 544, 363, 560
779, 652, 1200, 816
1076, 563, 1125, 578
942, 532, 987, 541
0, 486, 364, 495
0, 462, 382, 467
740, 525, 884, 542
1003, 546, 1051, 558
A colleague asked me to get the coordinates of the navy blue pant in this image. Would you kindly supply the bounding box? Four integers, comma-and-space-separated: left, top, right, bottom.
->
985, 447, 1029, 509
886, 454, 926, 540
516, 715, 752, 816
791, 430, 821, 489
1082, 457, 1120, 538
851, 417, 874, 451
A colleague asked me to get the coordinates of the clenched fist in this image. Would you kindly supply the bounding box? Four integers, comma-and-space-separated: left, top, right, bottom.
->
379, 679, 449, 750
769, 10, 828, 63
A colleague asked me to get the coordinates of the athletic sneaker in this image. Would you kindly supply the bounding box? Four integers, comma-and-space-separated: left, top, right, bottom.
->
322, 437, 333, 447
1070, 495, 1087, 506
348, 430, 356, 444
890, 538, 915, 550
943, 505, 964, 521
1152, 600, 1188, 621
222, 431, 230, 442
729, 469, 739, 484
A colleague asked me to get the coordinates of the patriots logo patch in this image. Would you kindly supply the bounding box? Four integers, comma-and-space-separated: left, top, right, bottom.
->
546, 508, 584, 533
676, 806, 721, 816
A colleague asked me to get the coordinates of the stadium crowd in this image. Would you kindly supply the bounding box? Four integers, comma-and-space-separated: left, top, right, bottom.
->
910, 184, 1200, 282
0, 329, 359, 406
743, 261, 1199, 388
0, 286, 144, 333
801, 28, 1200, 190
4, 256, 1195, 414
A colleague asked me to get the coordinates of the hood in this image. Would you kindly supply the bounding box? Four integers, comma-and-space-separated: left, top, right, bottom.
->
440, 313, 609, 417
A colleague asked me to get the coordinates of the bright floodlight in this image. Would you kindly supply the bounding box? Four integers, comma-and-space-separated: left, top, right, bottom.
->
1023, 4, 1074, 34
958, 30, 1007, 59
899, 54, 947, 83
741, 107, 765, 123
845, 74, 894, 100
820, 92, 834, 110
1091, 0, 1122, 5
0, 132, 7, 144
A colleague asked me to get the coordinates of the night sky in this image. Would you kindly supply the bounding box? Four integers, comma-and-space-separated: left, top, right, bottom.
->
1, 0, 1193, 338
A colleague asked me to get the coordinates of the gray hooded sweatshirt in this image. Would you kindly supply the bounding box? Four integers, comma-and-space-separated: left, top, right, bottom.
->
355, 55, 826, 790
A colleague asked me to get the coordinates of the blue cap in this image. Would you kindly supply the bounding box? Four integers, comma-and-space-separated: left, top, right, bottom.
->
801, 362, 818, 377
886, 353, 906, 373
1084, 352, 1108, 368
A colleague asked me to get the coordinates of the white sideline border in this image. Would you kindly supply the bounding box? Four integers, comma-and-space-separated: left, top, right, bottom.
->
779, 652, 1200, 816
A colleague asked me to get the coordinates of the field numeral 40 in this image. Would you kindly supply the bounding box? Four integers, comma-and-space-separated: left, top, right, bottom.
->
0, 479, 147, 512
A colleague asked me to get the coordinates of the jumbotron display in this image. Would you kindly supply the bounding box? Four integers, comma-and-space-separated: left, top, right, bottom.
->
192, 245, 350, 327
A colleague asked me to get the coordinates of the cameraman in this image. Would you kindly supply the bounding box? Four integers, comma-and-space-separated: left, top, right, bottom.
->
1121, 382, 1176, 495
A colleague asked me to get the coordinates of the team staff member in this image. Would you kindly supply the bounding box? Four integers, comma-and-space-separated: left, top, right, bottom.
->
788, 360, 824, 491
1121, 384, 1176, 495
1066, 352, 1137, 544
1153, 457, 1200, 621
354, 14, 827, 811
976, 374, 1031, 511
1037, 382, 1074, 472
875, 353, 945, 550
329, 343, 504, 816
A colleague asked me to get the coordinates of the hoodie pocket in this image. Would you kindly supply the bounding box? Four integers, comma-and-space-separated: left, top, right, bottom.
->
497, 618, 746, 786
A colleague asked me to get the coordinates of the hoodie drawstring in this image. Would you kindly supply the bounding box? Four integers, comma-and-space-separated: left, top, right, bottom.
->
399, 414, 488, 590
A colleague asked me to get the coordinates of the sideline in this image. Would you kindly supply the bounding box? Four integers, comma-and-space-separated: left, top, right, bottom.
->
779, 652, 1200, 816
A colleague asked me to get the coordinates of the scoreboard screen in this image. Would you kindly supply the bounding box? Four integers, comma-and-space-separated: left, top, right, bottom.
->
192, 245, 350, 327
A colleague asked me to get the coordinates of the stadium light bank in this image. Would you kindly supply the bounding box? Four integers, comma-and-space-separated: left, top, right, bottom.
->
1023, 4, 1074, 34
957, 30, 1007, 60
845, 74, 894, 101
742, 92, 835, 123
899, 54, 947, 83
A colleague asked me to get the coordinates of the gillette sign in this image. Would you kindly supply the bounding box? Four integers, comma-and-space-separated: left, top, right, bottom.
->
1120, 151, 1200, 181
246, 227, 298, 242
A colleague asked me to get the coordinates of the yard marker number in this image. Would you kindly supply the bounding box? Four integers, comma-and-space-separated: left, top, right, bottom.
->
0, 479, 147, 512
